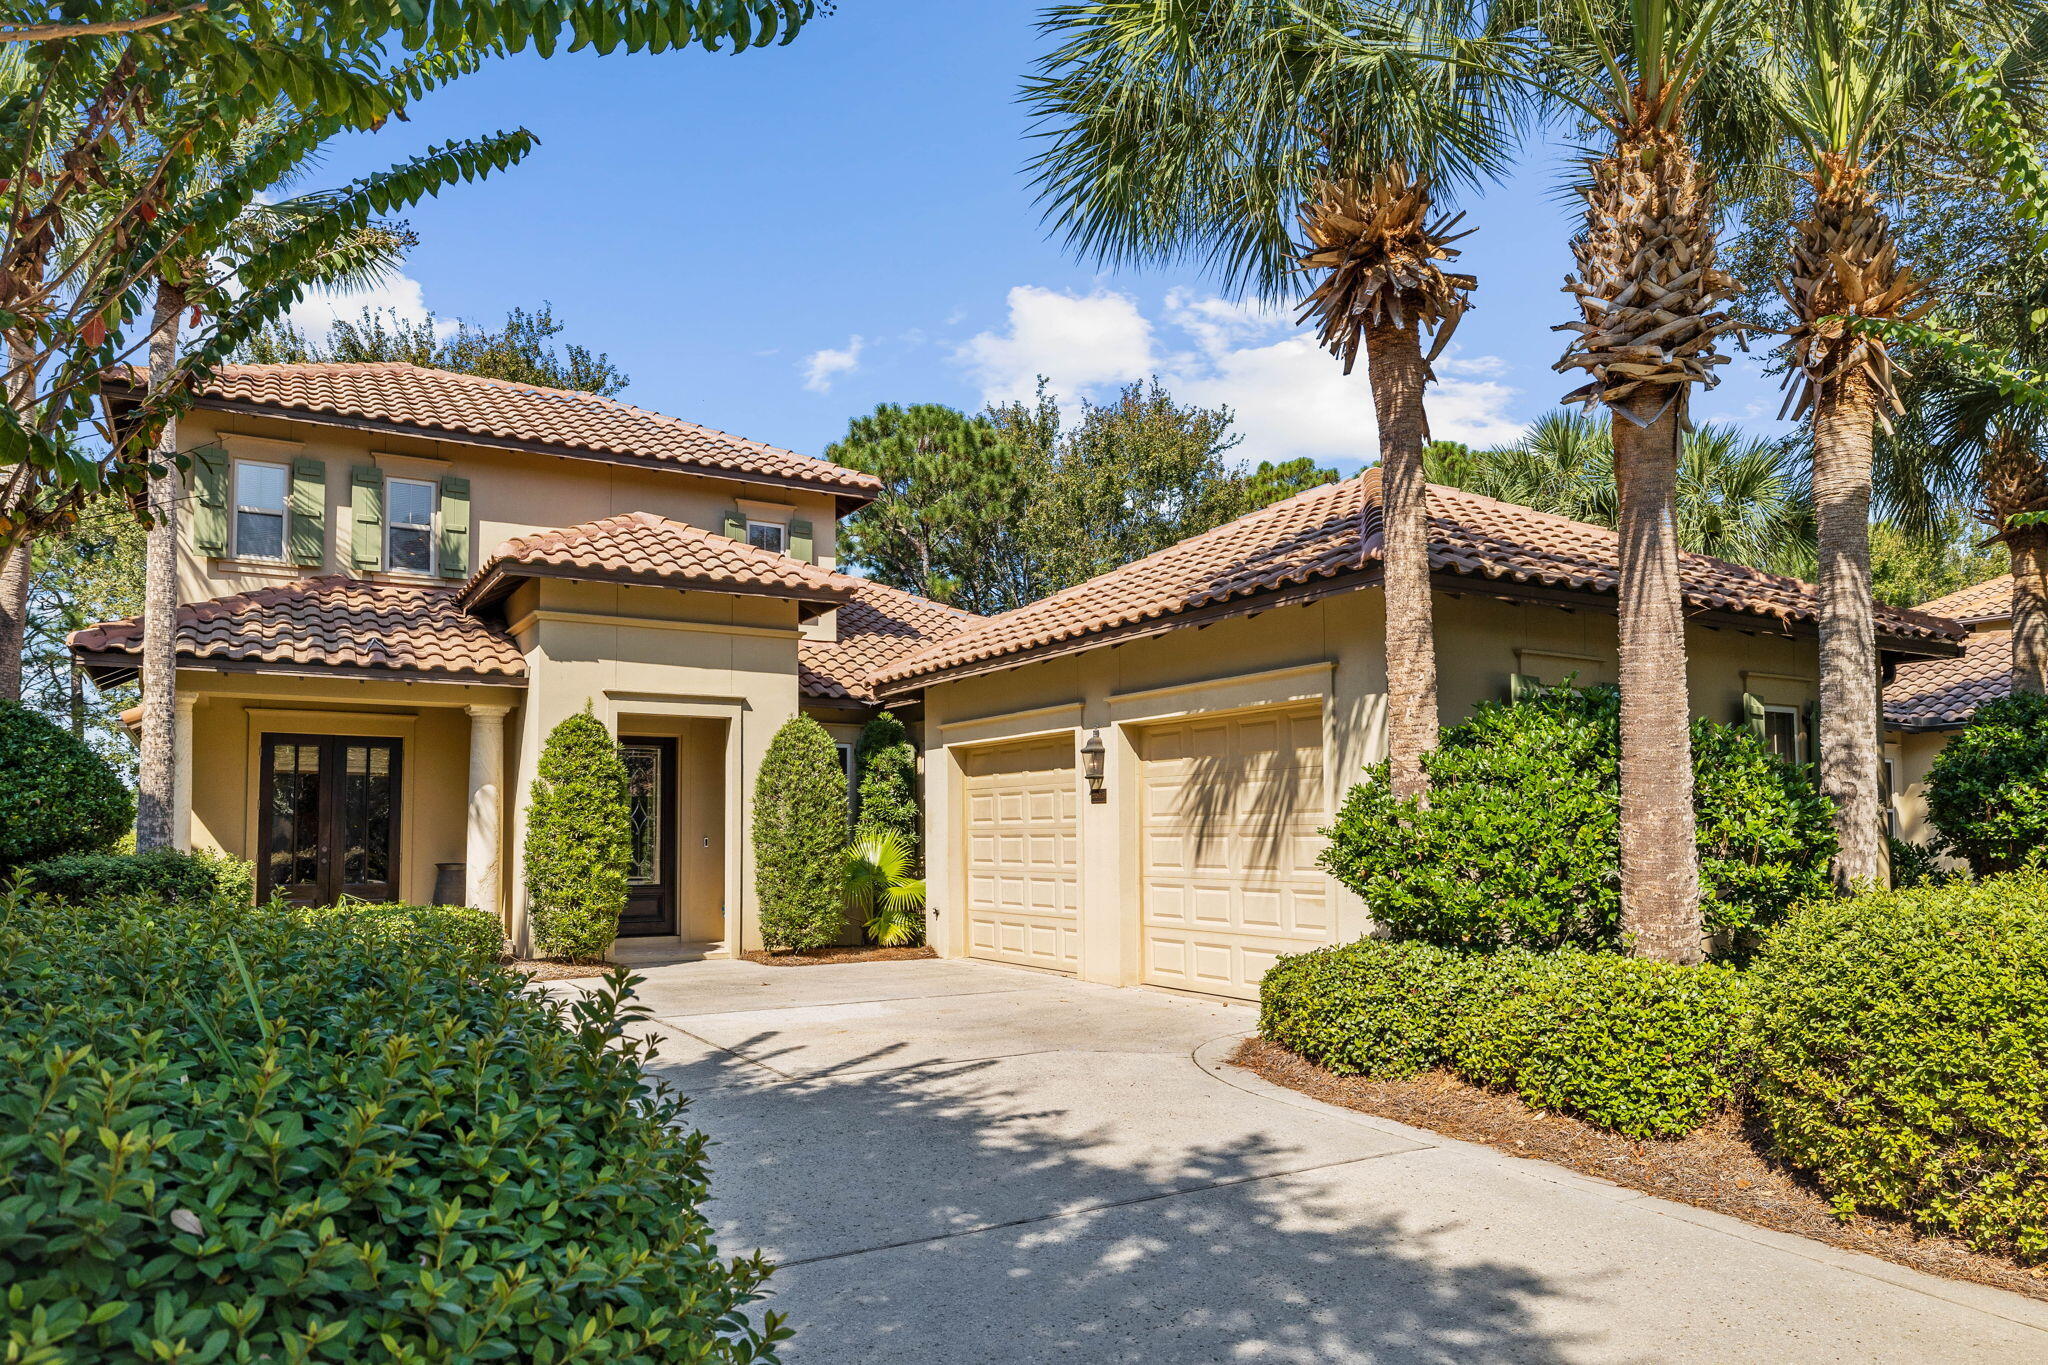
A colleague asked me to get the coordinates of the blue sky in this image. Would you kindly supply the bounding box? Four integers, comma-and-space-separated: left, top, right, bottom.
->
299, 1, 1789, 475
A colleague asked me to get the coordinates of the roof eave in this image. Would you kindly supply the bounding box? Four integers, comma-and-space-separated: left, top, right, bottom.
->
459, 557, 857, 620
69, 647, 529, 689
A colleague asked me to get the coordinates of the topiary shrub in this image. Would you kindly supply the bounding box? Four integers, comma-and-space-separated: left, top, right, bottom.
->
854, 710, 919, 852
1925, 691, 2048, 876
1260, 937, 1748, 1139
754, 714, 849, 951
295, 900, 505, 971
0, 700, 132, 870
0, 892, 785, 1361
523, 703, 631, 962
17, 847, 224, 903
1748, 873, 2048, 1262
1318, 683, 1835, 954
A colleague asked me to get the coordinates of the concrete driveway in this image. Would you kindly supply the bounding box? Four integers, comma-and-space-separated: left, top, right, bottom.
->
586, 957, 2048, 1363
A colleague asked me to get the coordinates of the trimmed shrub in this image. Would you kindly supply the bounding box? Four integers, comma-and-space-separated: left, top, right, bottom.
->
0, 893, 782, 1362
1925, 692, 2048, 876
0, 700, 132, 869
1261, 938, 1749, 1139
1888, 834, 1962, 890
1318, 683, 1835, 954
754, 715, 849, 951
523, 703, 631, 962
16, 847, 230, 903
296, 900, 505, 971
1748, 874, 2048, 1262
854, 710, 919, 852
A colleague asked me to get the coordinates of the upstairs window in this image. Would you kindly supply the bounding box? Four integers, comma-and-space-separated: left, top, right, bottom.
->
233, 460, 290, 560
746, 519, 787, 555
385, 478, 437, 574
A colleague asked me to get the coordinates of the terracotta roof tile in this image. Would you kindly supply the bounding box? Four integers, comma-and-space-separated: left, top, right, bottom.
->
1886, 628, 2013, 729
130, 363, 881, 498
873, 470, 1966, 692
69, 576, 524, 681
1914, 574, 2013, 623
458, 510, 861, 616
801, 580, 980, 703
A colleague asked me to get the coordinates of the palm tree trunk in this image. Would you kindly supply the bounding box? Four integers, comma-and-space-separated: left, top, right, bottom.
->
1365, 322, 1439, 803
0, 545, 25, 702
1611, 396, 1704, 964
2013, 528, 2048, 695
135, 281, 184, 852
1811, 370, 1886, 887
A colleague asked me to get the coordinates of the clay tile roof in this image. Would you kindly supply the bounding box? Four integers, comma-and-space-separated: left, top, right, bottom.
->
1886, 628, 2013, 729
872, 470, 1967, 693
458, 510, 861, 616
68, 576, 524, 682
800, 579, 980, 703
1914, 574, 2013, 624
137, 362, 881, 499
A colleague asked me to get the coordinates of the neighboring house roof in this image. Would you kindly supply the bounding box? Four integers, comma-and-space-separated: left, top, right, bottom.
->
457, 510, 860, 617
109, 362, 882, 501
1913, 574, 2013, 624
1885, 628, 2014, 730
69, 576, 525, 684
801, 579, 981, 703
872, 471, 1967, 693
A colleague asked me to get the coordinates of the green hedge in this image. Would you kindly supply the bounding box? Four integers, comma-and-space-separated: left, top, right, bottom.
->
1260, 938, 1748, 1139
294, 900, 505, 971
1748, 874, 2048, 1263
524, 704, 632, 962
15, 847, 252, 904
753, 715, 849, 952
1925, 692, 2048, 876
0, 700, 133, 869
0, 894, 784, 1362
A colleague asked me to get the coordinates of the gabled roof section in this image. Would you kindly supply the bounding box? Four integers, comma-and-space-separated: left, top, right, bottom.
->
1886, 628, 2013, 730
801, 579, 980, 703
1914, 574, 2012, 624
68, 577, 524, 684
458, 510, 861, 618
872, 471, 1967, 693
114, 362, 882, 501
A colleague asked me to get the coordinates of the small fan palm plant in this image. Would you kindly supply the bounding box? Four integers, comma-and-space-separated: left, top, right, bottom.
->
844, 830, 928, 948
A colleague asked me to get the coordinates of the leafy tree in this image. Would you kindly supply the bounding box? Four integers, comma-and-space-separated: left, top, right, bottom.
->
753, 715, 849, 952
1239, 457, 1339, 509
242, 303, 630, 396
854, 711, 919, 853
1867, 515, 2008, 609
0, 700, 132, 870
523, 704, 631, 962
1926, 691, 2048, 876
23, 495, 143, 776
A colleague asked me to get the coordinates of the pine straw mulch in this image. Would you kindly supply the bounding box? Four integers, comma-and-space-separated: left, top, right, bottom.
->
505, 959, 616, 982
740, 945, 937, 967
1230, 1036, 2048, 1303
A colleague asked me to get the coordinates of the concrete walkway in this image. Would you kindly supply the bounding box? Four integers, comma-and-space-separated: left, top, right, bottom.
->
576, 957, 2048, 1363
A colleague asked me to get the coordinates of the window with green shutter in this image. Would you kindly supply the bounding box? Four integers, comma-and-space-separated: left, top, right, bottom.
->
191, 446, 228, 555
1509, 672, 1543, 702
438, 476, 470, 578
789, 518, 815, 563
288, 458, 326, 567
350, 466, 384, 572
721, 509, 746, 540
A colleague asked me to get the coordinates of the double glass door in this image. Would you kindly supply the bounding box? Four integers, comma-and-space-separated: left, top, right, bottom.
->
261, 734, 403, 906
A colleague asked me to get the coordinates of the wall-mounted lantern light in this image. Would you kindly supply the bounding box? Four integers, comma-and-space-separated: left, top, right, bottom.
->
1081, 729, 1107, 804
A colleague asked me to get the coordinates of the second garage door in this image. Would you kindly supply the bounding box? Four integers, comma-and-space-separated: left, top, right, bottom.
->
961, 735, 1080, 973
1137, 704, 1332, 999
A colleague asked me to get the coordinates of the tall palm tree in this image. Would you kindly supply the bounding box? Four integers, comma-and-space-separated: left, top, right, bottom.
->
1025, 0, 1519, 802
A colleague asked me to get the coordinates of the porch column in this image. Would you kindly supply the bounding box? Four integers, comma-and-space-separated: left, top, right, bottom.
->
172, 694, 197, 851
465, 704, 512, 928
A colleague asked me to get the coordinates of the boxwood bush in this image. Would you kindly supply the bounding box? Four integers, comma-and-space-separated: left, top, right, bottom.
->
295, 899, 505, 970
524, 704, 632, 962
1748, 874, 2048, 1262
0, 893, 785, 1362
1318, 683, 1835, 954
1925, 691, 2048, 876
753, 715, 849, 952
0, 700, 133, 870
15, 846, 252, 904
1260, 938, 1749, 1139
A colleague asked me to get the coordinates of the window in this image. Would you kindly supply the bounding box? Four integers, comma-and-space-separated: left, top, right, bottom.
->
233, 460, 290, 560
1762, 705, 1807, 765
1882, 757, 1900, 838
746, 519, 787, 555
385, 477, 436, 574
836, 742, 859, 822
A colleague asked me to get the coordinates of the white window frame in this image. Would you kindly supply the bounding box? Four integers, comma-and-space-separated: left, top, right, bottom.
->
1762, 704, 1808, 765
231, 458, 291, 562
1882, 756, 1901, 838
383, 476, 438, 576
745, 519, 787, 556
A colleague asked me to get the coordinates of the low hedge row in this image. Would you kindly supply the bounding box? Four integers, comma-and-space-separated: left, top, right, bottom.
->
14, 846, 254, 905
293, 899, 506, 970
1259, 938, 1747, 1139
0, 893, 784, 1363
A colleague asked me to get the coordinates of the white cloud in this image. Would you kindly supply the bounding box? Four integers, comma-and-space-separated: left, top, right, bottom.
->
950, 284, 1523, 466
802, 335, 865, 393
286, 271, 437, 338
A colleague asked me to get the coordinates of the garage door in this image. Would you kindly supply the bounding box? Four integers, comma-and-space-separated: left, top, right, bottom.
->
1137, 704, 1331, 999
961, 735, 1080, 972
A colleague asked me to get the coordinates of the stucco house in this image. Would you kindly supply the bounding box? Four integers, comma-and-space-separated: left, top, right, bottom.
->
72, 362, 1966, 996
1884, 574, 2024, 845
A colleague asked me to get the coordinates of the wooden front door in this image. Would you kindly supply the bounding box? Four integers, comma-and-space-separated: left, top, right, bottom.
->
259, 734, 403, 906
619, 737, 678, 937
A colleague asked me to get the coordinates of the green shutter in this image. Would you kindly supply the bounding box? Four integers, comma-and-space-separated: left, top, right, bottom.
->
438, 475, 471, 578
191, 446, 228, 555
1805, 700, 1821, 765
350, 465, 384, 572
1509, 672, 1542, 702
721, 509, 745, 540
288, 457, 325, 566
789, 518, 814, 562
1742, 692, 1767, 743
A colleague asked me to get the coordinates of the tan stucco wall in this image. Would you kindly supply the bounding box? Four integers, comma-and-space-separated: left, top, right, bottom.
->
1887, 727, 1952, 846
915, 585, 1825, 990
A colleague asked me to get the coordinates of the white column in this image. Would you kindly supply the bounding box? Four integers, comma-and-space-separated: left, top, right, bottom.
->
172, 694, 197, 851
465, 704, 511, 930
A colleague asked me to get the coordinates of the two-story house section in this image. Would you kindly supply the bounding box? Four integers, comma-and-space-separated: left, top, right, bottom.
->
70, 362, 979, 958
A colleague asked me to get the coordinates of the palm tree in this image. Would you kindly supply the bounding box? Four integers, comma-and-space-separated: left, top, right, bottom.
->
1025, 0, 1519, 802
